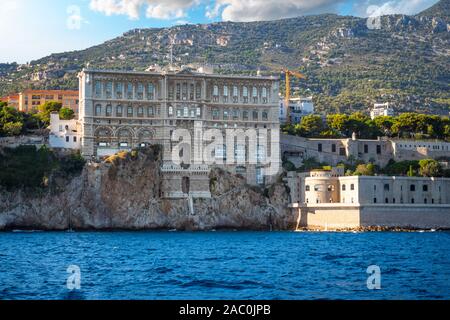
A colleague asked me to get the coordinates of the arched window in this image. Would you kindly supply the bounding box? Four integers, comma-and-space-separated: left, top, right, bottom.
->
424, 198, 428, 204
137, 107, 144, 117
148, 106, 154, 117
127, 106, 133, 117
262, 111, 268, 121
106, 105, 112, 116
243, 111, 249, 120
342, 184, 346, 191
212, 109, 219, 120
262, 87, 267, 98
95, 104, 102, 116
411, 198, 415, 204
252, 110, 258, 120
116, 105, 123, 116
305, 185, 310, 191
168, 106, 174, 116
350, 184, 355, 191
213, 85, 219, 96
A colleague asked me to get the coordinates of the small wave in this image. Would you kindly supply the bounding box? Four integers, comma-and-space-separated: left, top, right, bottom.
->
12, 230, 44, 233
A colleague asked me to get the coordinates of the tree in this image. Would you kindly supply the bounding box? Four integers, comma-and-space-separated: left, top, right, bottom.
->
2, 122, 23, 136
299, 115, 324, 137
354, 163, 375, 176
419, 159, 442, 177
373, 116, 395, 136
38, 101, 62, 127
326, 114, 348, 135
0, 105, 24, 136
59, 107, 75, 120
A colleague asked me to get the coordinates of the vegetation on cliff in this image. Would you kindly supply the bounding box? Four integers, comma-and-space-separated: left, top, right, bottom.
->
0, 145, 85, 191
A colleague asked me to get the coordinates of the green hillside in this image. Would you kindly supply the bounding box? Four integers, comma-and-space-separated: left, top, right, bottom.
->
0, 1, 449, 114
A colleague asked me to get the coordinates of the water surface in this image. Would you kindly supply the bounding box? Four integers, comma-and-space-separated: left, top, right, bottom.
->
0, 231, 449, 300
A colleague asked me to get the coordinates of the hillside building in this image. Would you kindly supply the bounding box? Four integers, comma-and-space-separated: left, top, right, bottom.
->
279, 96, 314, 124
281, 133, 450, 168
18, 89, 79, 114
370, 102, 394, 119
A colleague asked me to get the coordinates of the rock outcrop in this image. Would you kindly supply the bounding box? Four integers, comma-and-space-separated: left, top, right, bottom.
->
0, 147, 294, 231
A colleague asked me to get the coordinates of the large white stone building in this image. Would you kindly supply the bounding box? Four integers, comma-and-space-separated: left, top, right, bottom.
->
70, 66, 281, 198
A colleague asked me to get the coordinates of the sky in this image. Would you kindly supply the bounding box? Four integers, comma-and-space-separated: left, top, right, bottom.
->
0, 0, 439, 64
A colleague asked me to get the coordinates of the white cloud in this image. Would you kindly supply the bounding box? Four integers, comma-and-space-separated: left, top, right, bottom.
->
87, 0, 439, 22
89, 0, 199, 20
353, 0, 438, 17
206, 0, 347, 22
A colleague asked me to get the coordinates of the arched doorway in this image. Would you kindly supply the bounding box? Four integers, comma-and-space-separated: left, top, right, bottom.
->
117, 128, 133, 149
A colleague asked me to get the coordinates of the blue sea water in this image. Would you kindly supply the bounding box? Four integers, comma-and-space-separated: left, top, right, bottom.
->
0, 231, 449, 300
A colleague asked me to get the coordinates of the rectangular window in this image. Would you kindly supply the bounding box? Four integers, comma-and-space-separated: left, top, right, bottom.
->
377, 145, 382, 154
423, 185, 428, 192
190, 84, 195, 100
66, 136, 69, 142
318, 143, 322, 153
105, 82, 112, 98
147, 83, 155, 100
332, 144, 336, 153
137, 83, 144, 100
364, 144, 369, 153
95, 82, 102, 96
127, 83, 133, 99
196, 84, 201, 100
339, 148, 346, 156
73, 136, 77, 142
176, 84, 181, 100
116, 83, 123, 99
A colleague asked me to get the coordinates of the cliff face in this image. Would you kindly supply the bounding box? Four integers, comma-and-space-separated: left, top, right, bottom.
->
0, 147, 294, 231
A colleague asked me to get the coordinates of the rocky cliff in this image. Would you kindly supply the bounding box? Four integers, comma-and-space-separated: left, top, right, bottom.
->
0, 147, 294, 231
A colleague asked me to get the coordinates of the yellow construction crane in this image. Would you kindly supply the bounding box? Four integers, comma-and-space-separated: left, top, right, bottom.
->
283, 69, 306, 124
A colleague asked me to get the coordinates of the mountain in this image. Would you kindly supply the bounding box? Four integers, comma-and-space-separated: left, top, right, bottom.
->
0, 0, 449, 114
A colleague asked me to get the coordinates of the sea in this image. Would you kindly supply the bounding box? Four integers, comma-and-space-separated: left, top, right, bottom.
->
0, 231, 449, 300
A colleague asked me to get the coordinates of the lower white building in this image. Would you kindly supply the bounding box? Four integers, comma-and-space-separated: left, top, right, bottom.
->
370, 102, 394, 119
49, 112, 81, 149
289, 169, 450, 230
280, 97, 314, 124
